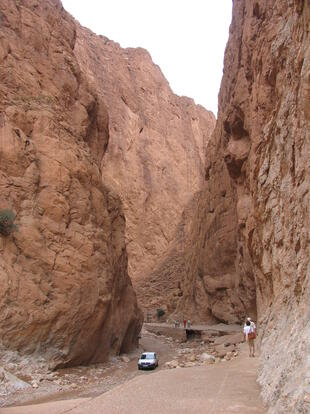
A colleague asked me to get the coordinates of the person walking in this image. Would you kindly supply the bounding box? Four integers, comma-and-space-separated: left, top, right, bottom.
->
183, 319, 187, 329
244, 319, 256, 357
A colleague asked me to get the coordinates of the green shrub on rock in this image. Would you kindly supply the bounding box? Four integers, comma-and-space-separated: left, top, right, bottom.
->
156, 308, 165, 320
0, 209, 17, 236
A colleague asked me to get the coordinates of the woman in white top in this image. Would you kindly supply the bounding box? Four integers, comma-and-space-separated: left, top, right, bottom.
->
243, 320, 256, 357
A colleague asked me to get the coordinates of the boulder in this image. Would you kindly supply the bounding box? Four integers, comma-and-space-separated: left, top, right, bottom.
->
165, 360, 179, 369
0, 367, 31, 393
213, 333, 243, 346
214, 344, 236, 358
200, 353, 216, 362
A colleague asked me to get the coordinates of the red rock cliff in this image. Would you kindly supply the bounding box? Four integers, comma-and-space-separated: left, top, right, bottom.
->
73, 27, 215, 309
0, 0, 142, 368
172, 0, 310, 411
224, 2, 309, 412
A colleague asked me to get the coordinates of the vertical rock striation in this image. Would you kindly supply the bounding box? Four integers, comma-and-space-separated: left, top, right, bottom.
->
174, 0, 310, 411
150, 141, 256, 324
2, 1, 308, 410
218, 1, 310, 411
0, 0, 142, 368
73, 27, 215, 309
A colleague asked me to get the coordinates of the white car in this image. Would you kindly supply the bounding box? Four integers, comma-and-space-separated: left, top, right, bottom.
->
138, 352, 159, 370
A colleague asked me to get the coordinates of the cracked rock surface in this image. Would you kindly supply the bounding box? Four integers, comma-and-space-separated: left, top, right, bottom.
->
74, 25, 215, 309
0, 0, 142, 368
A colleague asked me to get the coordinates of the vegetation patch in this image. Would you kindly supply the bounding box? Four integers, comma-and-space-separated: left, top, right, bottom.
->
0, 209, 17, 236
156, 308, 165, 320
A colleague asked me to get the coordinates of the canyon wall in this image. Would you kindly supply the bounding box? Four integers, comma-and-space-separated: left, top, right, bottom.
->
73, 27, 215, 309
1, 0, 308, 410
0, 0, 215, 367
171, 0, 310, 411
0, 0, 142, 368
148, 143, 256, 323
218, 1, 310, 411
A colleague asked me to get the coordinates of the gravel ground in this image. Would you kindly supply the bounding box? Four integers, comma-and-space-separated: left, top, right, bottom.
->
0, 328, 176, 408
2, 342, 266, 413
1, 323, 262, 413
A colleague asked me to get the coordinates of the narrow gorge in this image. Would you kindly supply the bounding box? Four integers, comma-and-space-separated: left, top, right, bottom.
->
0, 0, 309, 413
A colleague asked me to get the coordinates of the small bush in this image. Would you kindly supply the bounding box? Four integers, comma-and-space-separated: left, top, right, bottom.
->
0, 209, 17, 236
156, 308, 165, 320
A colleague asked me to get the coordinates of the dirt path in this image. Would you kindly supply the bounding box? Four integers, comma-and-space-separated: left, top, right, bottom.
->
1, 343, 266, 413
0, 329, 175, 408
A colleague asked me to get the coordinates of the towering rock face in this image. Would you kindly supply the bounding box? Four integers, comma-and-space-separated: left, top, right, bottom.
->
73, 27, 215, 308
149, 143, 256, 324
218, 1, 309, 412
172, 0, 310, 411
0, 0, 214, 367
0, 0, 142, 368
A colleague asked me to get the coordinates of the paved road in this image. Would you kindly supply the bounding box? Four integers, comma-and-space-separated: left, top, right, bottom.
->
2, 344, 266, 414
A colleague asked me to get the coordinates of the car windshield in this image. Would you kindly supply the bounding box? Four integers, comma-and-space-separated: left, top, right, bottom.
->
141, 353, 155, 360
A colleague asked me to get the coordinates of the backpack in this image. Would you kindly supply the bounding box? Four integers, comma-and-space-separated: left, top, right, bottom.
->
248, 326, 256, 340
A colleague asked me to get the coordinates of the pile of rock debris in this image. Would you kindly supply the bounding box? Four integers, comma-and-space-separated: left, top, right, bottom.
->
161, 329, 244, 369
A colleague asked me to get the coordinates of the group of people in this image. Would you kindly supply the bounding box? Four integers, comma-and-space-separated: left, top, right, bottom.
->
243, 317, 256, 357
173, 319, 191, 329
183, 319, 191, 329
